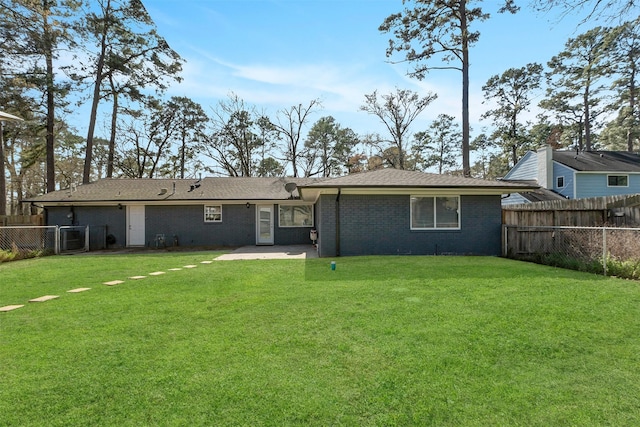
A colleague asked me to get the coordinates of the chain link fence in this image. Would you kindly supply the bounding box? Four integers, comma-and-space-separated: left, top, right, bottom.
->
0, 226, 58, 257
503, 225, 640, 278
0, 225, 93, 259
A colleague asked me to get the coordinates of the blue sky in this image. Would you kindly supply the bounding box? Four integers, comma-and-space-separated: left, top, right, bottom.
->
141, 0, 605, 141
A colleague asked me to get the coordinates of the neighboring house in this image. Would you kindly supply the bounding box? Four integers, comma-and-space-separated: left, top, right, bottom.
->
25, 169, 535, 257
502, 146, 640, 205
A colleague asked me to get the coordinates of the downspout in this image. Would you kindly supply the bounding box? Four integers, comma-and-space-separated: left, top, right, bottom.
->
335, 188, 341, 257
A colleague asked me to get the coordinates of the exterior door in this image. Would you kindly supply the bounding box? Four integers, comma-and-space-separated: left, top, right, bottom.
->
127, 205, 146, 247
256, 205, 274, 245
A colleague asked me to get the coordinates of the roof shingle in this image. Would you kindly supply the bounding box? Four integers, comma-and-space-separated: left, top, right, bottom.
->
553, 151, 640, 172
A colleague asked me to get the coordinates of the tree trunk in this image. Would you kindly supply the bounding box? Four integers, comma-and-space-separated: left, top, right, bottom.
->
107, 84, 118, 178
0, 123, 6, 216
44, 12, 56, 193
628, 64, 636, 152
584, 86, 592, 151
460, 0, 471, 177
83, 0, 111, 184
180, 132, 186, 179
83, 55, 106, 183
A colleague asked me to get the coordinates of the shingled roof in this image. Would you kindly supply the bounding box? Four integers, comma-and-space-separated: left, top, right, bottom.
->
27, 169, 537, 205
299, 168, 537, 189
553, 151, 640, 172
27, 177, 323, 203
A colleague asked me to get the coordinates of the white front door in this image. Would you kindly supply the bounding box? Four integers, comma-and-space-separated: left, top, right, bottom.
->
127, 205, 146, 247
256, 205, 274, 245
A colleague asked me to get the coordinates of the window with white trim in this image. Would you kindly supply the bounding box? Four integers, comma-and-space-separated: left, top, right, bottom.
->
411, 196, 460, 229
204, 205, 222, 222
608, 175, 628, 187
556, 176, 565, 188
279, 204, 313, 227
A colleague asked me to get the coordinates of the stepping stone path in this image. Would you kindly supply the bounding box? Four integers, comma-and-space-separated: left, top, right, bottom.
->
3, 258, 215, 313
0, 305, 24, 312
29, 295, 59, 303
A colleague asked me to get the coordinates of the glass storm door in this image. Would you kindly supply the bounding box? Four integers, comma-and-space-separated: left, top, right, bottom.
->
256, 205, 274, 245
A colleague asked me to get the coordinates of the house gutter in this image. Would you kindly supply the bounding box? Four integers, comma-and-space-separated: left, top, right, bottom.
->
335, 188, 341, 257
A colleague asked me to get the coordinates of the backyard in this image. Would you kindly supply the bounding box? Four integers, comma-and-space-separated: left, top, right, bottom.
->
1, 253, 640, 426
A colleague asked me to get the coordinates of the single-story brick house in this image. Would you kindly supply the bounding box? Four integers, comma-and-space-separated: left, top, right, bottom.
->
26, 169, 535, 257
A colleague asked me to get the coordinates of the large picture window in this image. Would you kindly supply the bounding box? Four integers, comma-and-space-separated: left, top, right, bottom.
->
204, 205, 222, 222
411, 196, 460, 230
279, 204, 313, 227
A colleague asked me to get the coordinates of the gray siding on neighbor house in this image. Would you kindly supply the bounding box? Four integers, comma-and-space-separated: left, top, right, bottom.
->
504, 151, 537, 180
575, 173, 640, 199
317, 194, 502, 257
553, 162, 575, 198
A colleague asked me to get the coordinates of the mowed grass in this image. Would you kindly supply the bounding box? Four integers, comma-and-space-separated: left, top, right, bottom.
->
2, 254, 640, 426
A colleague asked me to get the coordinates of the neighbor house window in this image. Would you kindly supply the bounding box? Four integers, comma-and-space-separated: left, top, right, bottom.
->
204, 205, 222, 222
557, 176, 565, 188
411, 196, 460, 229
279, 204, 313, 227
608, 175, 628, 187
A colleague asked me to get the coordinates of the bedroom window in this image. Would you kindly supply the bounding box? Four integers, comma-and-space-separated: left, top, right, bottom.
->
204, 205, 222, 222
411, 196, 460, 230
556, 176, 565, 188
608, 175, 628, 187
279, 204, 313, 227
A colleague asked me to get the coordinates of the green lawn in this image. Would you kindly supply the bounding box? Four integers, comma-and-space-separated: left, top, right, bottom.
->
1, 254, 640, 426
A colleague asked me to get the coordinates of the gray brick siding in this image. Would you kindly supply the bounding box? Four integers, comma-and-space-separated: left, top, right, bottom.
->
317, 194, 502, 257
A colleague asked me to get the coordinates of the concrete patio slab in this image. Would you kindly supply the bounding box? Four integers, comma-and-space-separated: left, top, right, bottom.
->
0, 305, 24, 312
103, 280, 124, 286
67, 288, 91, 293
29, 295, 59, 303
215, 245, 318, 260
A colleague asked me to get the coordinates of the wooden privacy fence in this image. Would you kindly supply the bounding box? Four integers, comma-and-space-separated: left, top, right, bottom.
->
503, 225, 640, 277
502, 194, 640, 278
502, 193, 640, 227
0, 215, 44, 226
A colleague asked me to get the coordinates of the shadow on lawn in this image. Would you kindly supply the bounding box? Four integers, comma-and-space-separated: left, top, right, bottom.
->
303, 255, 606, 282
